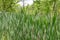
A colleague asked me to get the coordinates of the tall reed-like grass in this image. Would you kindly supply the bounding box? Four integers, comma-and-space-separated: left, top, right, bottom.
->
0, 1, 60, 40
0, 11, 59, 40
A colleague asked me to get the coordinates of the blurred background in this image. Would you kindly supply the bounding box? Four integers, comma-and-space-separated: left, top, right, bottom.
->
0, 0, 60, 40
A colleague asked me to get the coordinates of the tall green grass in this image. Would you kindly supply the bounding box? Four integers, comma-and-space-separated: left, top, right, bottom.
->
0, 11, 60, 40
0, 1, 60, 40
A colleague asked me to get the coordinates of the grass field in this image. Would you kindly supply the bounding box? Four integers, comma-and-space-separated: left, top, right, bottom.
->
0, 11, 60, 40
0, 1, 60, 40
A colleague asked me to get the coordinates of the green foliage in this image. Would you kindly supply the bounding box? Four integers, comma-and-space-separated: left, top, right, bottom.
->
0, 0, 19, 12
0, 10, 59, 40
0, 0, 60, 40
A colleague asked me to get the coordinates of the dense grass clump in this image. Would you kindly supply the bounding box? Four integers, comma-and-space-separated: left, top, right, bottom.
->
0, 12, 60, 40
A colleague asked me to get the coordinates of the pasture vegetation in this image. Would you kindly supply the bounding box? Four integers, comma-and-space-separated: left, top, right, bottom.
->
0, 0, 60, 40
